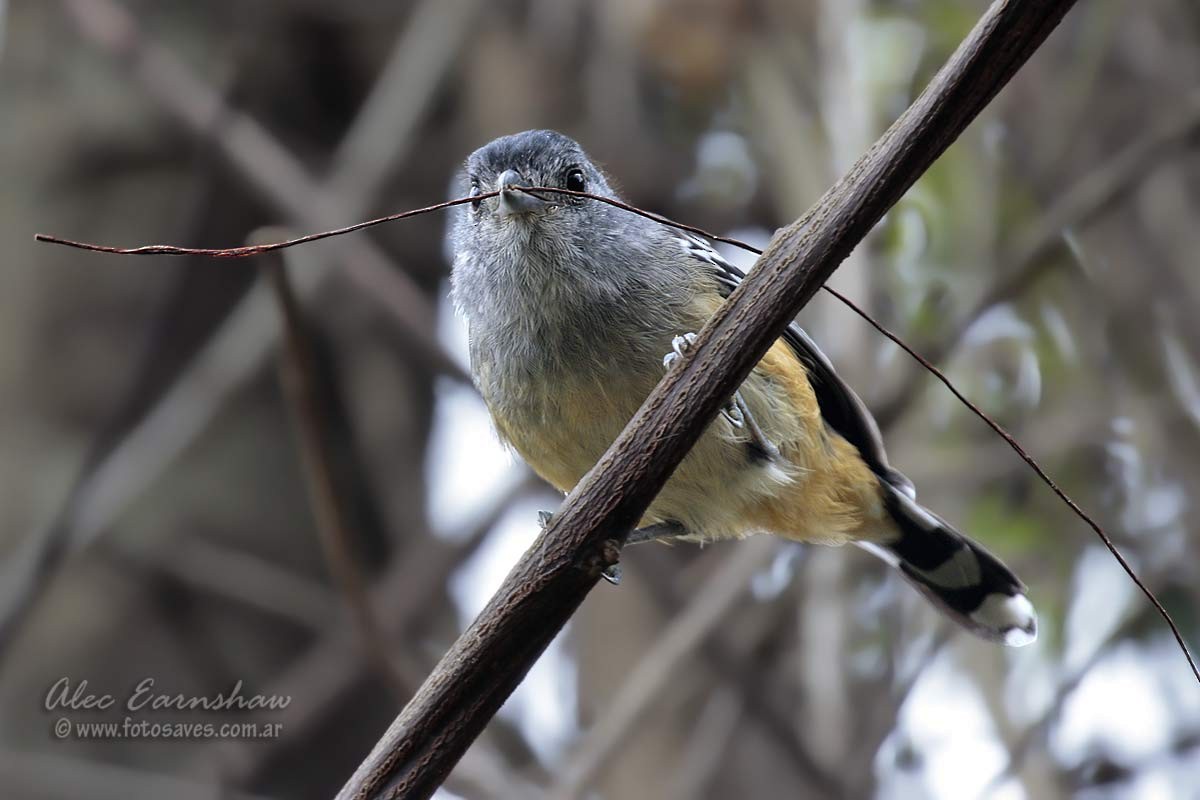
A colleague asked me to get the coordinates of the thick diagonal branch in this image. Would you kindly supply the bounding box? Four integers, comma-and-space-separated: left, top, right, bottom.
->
337, 2, 1080, 798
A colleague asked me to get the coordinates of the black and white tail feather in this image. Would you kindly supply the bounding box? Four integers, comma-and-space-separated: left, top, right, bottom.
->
864, 486, 1037, 646
685, 234, 1037, 646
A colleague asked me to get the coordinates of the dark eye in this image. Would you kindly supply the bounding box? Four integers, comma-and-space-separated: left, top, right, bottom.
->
469, 177, 482, 209
565, 168, 586, 193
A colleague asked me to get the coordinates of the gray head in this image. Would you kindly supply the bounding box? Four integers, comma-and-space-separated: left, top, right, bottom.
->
463, 129, 613, 214
448, 130, 697, 381
447, 130, 697, 400
448, 130, 642, 277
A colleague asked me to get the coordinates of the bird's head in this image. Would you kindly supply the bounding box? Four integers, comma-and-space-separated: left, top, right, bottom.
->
451, 130, 619, 254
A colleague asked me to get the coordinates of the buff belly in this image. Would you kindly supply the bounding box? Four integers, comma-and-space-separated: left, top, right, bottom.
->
489, 336, 890, 547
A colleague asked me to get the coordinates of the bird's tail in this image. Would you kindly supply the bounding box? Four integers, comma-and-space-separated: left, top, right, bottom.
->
861, 483, 1037, 646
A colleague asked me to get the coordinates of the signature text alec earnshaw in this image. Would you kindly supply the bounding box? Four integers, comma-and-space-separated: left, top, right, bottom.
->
45, 677, 291, 713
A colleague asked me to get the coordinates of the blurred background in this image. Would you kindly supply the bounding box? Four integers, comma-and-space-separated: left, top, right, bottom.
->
2, 0, 1199, 798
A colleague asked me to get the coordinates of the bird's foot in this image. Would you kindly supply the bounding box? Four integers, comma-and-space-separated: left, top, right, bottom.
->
662, 333, 743, 428
661, 332, 699, 370
626, 521, 690, 546
539, 510, 623, 585
730, 392, 780, 462
662, 332, 779, 462
602, 522, 694, 583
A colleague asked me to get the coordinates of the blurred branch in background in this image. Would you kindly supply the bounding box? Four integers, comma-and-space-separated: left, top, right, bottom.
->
262, 240, 407, 698
197, 468, 541, 788
0, 0, 474, 666
56, 0, 474, 367
875, 92, 1200, 429
108, 535, 337, 632
665, 687, 744, 800
631, 545, 849, 795
327, 0, 481, 199
5, 0, 1200, 798
550, 538, 843, 800
0, 749, 270, 800
983, 613, 1133, 798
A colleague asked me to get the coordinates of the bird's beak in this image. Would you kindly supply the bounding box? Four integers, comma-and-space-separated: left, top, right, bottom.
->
496, 169, 550, 216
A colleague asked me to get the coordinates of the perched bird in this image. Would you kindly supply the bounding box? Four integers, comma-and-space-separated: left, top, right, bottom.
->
448, 129, 1036, 646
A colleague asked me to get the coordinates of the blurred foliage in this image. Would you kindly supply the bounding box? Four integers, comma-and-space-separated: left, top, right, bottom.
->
1, 1, 1199, 799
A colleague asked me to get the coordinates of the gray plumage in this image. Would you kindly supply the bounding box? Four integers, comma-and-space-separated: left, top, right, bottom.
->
447, 129, 1037, 646
450, 130, 697, 419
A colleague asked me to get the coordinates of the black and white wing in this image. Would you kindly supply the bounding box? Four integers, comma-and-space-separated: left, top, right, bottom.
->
678, 234, 915, 499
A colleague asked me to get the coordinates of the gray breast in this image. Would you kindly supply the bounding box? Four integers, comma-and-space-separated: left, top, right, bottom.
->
451, 221, 701, 423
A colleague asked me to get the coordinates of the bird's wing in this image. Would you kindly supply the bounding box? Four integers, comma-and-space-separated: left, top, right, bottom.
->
678, 234, 916, 498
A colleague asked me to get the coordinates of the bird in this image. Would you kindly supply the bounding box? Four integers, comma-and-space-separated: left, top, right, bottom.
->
447, 129, 1036, 646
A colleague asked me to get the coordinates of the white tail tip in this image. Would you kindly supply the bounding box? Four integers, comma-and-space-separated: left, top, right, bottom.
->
973, 592, 1038, 647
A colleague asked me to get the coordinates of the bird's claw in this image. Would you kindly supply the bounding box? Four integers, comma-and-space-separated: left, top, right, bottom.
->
662, 332, 699, 370
662, 331, 778, 461
661, 332, 753, 433
721, 395, 746, 428
544, 510, 622, 585
626, 521, 689, 546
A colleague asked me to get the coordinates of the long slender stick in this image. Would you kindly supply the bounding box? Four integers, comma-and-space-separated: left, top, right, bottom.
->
35, 194, 496, 257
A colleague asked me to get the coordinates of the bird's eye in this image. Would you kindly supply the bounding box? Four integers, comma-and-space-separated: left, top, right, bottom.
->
565, 168, 586, 193
469, 177, 482, 210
